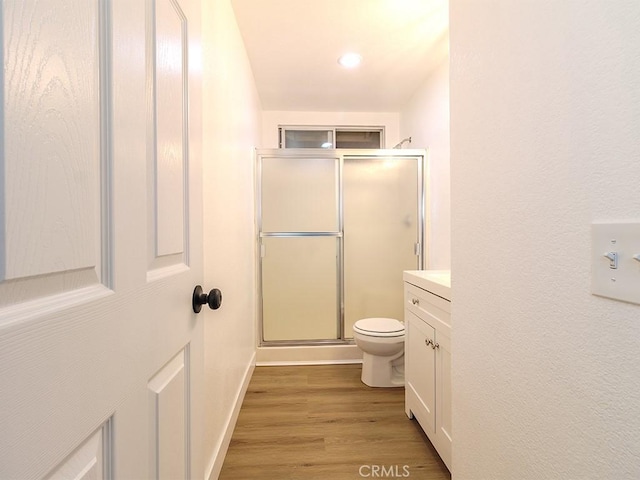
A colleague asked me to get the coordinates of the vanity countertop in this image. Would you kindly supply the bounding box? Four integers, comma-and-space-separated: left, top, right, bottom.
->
403, 270, 451, 301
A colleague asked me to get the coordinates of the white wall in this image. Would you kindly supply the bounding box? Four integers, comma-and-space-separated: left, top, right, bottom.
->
400, 45, 450, 269
450, 1, 640, 479
201, 1, 261, 478
261, 111, 400, 148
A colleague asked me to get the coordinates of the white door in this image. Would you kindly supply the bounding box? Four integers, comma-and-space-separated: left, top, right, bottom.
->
0, 0, 205, 478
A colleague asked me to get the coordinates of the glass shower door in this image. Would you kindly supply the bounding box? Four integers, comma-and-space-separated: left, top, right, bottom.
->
259, 154, 340, 342
261, 236, 339, 341
258, 150, 425, 345
343, 156, 421, 338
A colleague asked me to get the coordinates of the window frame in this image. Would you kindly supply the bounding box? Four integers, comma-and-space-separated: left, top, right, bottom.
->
278, 125, 385, 149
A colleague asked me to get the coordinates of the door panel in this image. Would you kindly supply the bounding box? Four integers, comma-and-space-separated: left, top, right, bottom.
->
0, 0, 203, 478
0, 0, 107, 309
148, 348, 188, 480
261, 236, 339, 341
343, 157, 420, 337
152, 0, 187, 261
406, 310, 436, 433
45, 423, 111, 480
436, 331, 453, 447
260, 155, 339, 232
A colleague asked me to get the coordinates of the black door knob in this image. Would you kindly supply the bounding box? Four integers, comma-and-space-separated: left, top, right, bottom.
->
192, 285, 223, 313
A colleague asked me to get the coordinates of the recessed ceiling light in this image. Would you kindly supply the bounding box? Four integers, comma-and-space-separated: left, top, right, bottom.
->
338, 53, 362, 69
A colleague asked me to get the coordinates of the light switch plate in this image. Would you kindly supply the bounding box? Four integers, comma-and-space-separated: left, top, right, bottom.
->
591, 222, 640, 304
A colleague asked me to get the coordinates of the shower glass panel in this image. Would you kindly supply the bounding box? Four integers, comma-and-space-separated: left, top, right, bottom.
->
343, 157, 420, 338
261, 156, 338, 232
261, 236, 339, 341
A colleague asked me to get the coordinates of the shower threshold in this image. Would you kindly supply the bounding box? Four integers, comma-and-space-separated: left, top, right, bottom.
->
256, 343, 362, 366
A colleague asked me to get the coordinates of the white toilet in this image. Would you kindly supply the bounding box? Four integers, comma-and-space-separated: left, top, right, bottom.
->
353, 317, 405, 387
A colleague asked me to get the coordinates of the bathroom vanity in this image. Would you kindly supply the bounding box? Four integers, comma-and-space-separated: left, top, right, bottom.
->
403, 270, 452, 471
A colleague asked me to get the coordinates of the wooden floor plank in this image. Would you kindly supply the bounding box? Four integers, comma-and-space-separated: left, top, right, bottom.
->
219, 364, 450, 480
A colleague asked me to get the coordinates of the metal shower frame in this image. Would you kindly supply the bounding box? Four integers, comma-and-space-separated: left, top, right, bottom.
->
255, 148, 428, 347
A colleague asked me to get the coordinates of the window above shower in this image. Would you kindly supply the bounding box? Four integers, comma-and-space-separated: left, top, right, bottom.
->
278, 126, 384, 149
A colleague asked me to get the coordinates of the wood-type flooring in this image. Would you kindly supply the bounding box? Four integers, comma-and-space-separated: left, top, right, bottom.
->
218, 364, 451, 480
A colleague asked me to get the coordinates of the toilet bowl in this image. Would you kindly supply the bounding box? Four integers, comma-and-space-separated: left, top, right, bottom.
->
353, 317, 405, 388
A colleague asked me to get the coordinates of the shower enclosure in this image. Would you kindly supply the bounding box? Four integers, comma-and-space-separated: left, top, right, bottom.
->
257, 149, 426, 345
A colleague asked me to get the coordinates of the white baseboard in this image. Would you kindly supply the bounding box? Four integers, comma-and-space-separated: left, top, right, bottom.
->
205, 351, 256, 480
256, 344, 363, 366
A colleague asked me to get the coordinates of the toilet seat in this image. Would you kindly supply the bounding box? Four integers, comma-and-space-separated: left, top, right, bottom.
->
353, 317, 404, 338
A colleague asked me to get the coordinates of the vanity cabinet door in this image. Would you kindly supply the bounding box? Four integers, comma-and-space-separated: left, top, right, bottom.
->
435, 329, 452, 467
405, 310, 436, 433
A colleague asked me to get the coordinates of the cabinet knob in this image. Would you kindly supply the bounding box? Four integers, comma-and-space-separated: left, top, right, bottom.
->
412, 298, 420, 305
432, 342, 440, 350
425, 338, 433, 347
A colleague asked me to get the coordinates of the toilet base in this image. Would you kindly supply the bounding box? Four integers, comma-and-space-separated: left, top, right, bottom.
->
360, 351, 404, 388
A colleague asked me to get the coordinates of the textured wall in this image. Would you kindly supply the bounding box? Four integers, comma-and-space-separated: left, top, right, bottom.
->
450, 1, 640, 479
201, 0, 262, 477
400, 50, 450, 269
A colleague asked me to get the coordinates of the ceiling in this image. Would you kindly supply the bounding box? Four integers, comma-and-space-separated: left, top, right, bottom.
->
230, 0, 449, 112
